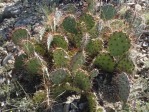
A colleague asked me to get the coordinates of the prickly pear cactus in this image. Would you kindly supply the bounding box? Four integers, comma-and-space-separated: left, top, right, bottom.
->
70, 32, 83, 48
108, 31, 130, 56
86, 93, 101, 112
51, 83, 82, 98
117, 56, 134, 73
21, 40, 34, 56
33, 90, 46, 104
50, 68, 70, 85
116, 72, 130, 103
70, 51, 86, 72
89, 23, 99, 39
74, 69, 91, 91
51, 35, 68, 50
100, 4, 116, 20
85, 38, 103, 57
35, 43, 46, 56
14, 54, 28, 69
62, 16, 78, 34
79, 13, 95, 31
53, 48, 70, 67
93, 53, 115, 72
11, 27, 30, 45
25, 57, 43, 74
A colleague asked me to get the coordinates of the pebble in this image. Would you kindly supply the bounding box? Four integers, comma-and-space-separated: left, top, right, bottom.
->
8, 59, 14, 64
142, 41, 148, 47
0, 3, 5, 8
70, 102, 78, 109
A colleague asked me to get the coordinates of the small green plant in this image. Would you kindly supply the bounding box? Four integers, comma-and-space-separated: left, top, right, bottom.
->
10, 3, 138, 111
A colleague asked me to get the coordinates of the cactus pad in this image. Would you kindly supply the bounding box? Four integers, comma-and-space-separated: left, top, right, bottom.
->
108, 31, 130, 56
93, 53, 115, 72
11, 27, 30, 45
100, 4, 116, 20
71, 32, 83, 48
35, 43, 46, 56
74, 69, 91, 91
14, 54, 27, 69
70, 51, 86, 72
25, 57, 43, 74
86, 93, 97, 112
51, 35, 68, 50
117, 56, 134, 73
33, 90, 46, 104
62, 16, 78, 34
52, 84, 81, 98
50, 68, 70, 85
116, 72, 130, 103
79, 13, 95, 31
85, 38, 103, 57
89, 23, 99, 39
21, 40, 34, 56
53, 48, 70, 67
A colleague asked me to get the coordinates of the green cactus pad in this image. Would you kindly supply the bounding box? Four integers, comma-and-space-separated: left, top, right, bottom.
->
90, 69, 99, 80
93, 53, 115, 72
116, 73, 130, 103
89, 23, 99, 39
35, 43, 46, 56
50, 68, 70, 85
33, 90, 46, 104
21, 40, 34, 56
14, 54, 27, 69
70, 51, 86, 72
79, 13, 95, 31
52, 84, 81, 98
25, 57, 42, 74
71, 32, 83, 48
11, 27, 30, 45
62, 16, 78, 34
74, 69, 91, 91
100, 4, 116, 20
108, 31, 130, 56
86, 93, 97, 112
117, 56, 134, 73
53, 48, 70, 67
85, 38, 103, 57
51, 35, 68, 50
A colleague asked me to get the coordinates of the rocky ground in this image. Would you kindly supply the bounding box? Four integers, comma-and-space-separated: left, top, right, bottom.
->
0, 0, 149, 112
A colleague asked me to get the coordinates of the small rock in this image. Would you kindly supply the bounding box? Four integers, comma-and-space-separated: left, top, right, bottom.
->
69, 109, 76, 112
70, 102, 78, 109
8, 59, 14, 64
64, 103, 70, 112
142, 42, 148, 47
79, 103, 86, 110
3, 4, 22, 18
134, 74, 139, 79
51, 104, 64, 112
0, 3, 5, 8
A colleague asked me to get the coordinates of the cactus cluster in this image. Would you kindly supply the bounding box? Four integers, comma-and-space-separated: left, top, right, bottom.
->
9, 3, 137, 112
